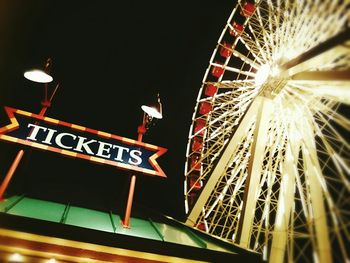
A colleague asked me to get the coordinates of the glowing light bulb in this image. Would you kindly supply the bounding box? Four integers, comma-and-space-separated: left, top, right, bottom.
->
255, 64, 270, 85
284, 49, 300, 60
24, 69, 53, 83
271, 65, 280, 76
9, 253, 24, 262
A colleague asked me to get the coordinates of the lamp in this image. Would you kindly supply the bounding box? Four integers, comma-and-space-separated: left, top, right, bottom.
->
24, 58, 53, 83
24, 58, 59, 116
122, 93, 163, 228
141, 93, 163, 119
0, 58, 59, 201
23, 69, 53, 83
137, 94, 163, 140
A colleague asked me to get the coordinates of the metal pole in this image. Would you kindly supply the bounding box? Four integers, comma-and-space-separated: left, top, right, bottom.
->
0, 83, 59, 201
0, 150, 25, 201
122, 174, 137, 228
122, 114, 147, 228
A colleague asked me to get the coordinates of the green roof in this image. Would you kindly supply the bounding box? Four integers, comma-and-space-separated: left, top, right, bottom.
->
0, 195, 261, 262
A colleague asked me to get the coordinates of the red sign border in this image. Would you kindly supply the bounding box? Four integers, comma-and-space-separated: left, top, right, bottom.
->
0, 107, 167, 178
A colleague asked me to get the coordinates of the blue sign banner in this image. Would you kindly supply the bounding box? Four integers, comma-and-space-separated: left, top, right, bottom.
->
0, 107, 167, 177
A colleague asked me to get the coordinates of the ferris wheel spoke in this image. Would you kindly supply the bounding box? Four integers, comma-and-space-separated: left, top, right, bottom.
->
238, 97, 274, 248
220, 44, 260, 70
243, 25, 268, 64
279, 1, 299, 55
309, 112, 350, 210
315, 102, 350, 132
260, 5, 275, 58
293, 3, 321, 50
266, 0, 283, 57
219, 198, 235, 238
210, 62, 255, 78
300, 120, 332, 263
214, 79, 256, 88
282, 28, 350, 77
246, 17, 268, 62
288, 80, 350, 105
274, 6, 288, 55
282, 3, 309, 56
291, 70, 350, 82
284, 85, 350, 133
270, 134, 300, 263
307, 110, 350, 191
315, 110, 350, 150
186, 99, 260, 226
254, 8, 273, 62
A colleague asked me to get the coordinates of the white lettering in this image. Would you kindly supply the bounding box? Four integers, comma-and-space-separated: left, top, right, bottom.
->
113, 145, 129, 162
26, 123, 47, 141
74, 136, 96, 155
96, 141, 113, 158
129, 150, 142, 165
26, 124, 147, 167
42, 128, 57, 145
55, 132, 77, 149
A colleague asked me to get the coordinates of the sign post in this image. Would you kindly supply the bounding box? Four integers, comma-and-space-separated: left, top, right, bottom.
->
122, 113, 147, 228
0, 83, 59, 201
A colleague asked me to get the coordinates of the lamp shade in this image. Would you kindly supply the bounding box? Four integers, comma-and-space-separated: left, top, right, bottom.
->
24, 58, 53, 83
141, 94, 163, 119
24, 69, 53, 83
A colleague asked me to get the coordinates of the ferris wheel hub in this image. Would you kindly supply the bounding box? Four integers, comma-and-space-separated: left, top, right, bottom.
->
260, 77, 287, 99
255, 64, 270, 85
255, 64, 286, 98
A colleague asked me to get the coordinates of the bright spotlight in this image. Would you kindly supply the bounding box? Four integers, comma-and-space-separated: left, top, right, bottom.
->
255, 64, 270, 85
24, 69, 53, 83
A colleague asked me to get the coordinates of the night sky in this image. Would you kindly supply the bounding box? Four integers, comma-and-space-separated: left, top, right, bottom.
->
0, 1, 235, 220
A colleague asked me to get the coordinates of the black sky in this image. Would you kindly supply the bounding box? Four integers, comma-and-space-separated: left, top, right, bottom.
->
0, 1, 235, 220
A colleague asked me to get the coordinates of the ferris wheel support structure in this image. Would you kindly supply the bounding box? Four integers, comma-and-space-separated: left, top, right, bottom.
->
184, 1, 350, 262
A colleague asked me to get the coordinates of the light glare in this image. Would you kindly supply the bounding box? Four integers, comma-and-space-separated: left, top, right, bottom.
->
9, 253, 24, 262
255, 64, 270, 85
24, 69, 53, 83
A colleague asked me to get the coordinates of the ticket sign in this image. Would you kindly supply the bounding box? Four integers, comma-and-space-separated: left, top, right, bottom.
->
0, 107, 167, 177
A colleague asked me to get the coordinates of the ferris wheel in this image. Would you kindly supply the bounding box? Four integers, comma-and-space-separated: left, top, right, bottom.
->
183, 1, 350, 262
